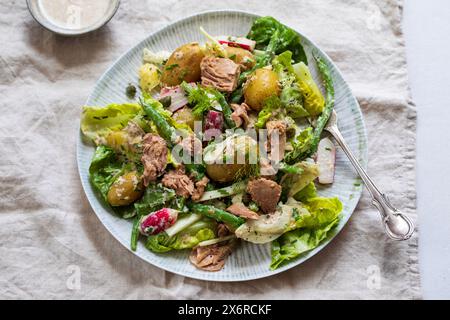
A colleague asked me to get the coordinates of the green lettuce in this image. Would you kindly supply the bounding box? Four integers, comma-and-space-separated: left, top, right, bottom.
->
255, 95, 282, 128
292, 197, 343, 230
89, 145, 124, 202
281, 160, 319, 198
89, 145, 135, 218
81, 103, 142, 142
232, 17, 308, 105
134, 184, 177, 217
146, 218, 217, 253
294, 181, 317, 202
247, 16, 307, 67
292, 62, 325, 116
284, 127, 314, 165
281, 57, 335, 164
271, 217, 340, 270
272, 51, 309, 119
271, 196, 342, 269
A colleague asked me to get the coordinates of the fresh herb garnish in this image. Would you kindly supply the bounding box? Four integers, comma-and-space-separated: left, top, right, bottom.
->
177, 69, 188, 82
165, 63, 179, 70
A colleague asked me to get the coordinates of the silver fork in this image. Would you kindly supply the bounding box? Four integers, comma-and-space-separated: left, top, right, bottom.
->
325, 110, 415, 240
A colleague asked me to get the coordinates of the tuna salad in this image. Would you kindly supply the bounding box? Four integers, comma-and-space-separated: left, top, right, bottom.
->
80, 17, 342, 272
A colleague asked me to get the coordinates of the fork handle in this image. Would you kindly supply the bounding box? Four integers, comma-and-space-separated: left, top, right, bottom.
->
326, 125, 414, 241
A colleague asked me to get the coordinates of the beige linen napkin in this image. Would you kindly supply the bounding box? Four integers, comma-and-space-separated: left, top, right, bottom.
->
0, 0, 419, 299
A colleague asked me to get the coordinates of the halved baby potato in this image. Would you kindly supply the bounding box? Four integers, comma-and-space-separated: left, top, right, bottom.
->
244, 68, 280, 111
107, 171, 144, 207
204, 135, 259, 183
161, 43, 205, 86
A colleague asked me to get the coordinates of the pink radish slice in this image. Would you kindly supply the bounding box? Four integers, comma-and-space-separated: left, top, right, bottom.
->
317, 137, 336, 184
216, 36, 256, 51
159, 86, 189, 113
139, 208, 179, 236
204, 110, 224, 141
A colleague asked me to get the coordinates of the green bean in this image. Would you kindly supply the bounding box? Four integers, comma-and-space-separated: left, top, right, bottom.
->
189, 204, 245, 229
131, 216, 140, 251
211, 91, 236, 129
140, 98, 177, 146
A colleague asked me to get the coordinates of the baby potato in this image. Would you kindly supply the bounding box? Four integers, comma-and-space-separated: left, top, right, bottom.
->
107, 172, 144, 207
161, 43, 205, 86
225, 46, 255, 70
206, 163, 243, 183
105, 131, 127, 153
172, 107, 197, 130
244, 68, 281, 111
204, 135, 259, 183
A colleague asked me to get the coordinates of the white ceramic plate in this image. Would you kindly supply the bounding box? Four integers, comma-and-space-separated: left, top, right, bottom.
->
77, 10, 368, 282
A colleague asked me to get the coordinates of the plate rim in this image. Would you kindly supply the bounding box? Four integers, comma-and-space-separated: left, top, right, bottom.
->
76, 9, 368, 282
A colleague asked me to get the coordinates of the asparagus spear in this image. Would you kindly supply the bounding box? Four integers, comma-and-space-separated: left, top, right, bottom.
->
309, 55, 335, 154
140, 98, 178, 146
189, 204, 245, 229
130, 215, 140, 251
284, 56, 335, 163
212, 91, 236, 129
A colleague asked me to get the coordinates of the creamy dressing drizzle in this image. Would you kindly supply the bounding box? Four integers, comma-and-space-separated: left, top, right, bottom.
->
38, 0, 113, 30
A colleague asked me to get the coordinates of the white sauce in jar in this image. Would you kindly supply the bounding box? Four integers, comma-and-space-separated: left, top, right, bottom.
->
38, 0, 113, 30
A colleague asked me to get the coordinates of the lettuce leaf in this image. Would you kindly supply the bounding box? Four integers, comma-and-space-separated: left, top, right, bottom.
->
284, 127, 314, 165
89, 145, 124, 202
81, 103, 142, 142
272, 51, 309, 119
134, 184, 177, 217
247, 16, 307, 66
270, 196, 342, 269
255, 95, 282, 128
270, 217, 339, 270
294, 182, 317, 202
292, 197, 343, 230
282, 57, 335, 164
146, 218, 217, 253
89, 145, 135, 218
293, 62, 325, 116
281, 160, 319, 198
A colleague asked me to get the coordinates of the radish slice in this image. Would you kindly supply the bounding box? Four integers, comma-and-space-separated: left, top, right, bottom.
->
216, 36, 256, 52
139, 208, 179, 236
316, 138, 336, 184
159, 85, 189, 113
204, 110, 224, 141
